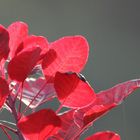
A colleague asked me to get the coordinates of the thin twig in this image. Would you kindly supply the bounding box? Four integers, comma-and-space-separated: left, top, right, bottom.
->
56, 103, 63, 114
18, 83, 24, 115
0, 126, 13, 140
21, 81, 47, 116
7, 95, 25, 140
13, 82, 22, 105
0, 120, 16, 126
0, 123, 17, 133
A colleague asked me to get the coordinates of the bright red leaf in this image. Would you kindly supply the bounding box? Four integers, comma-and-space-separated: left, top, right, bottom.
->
49, 110, 81, 140
42, 36, 89, 79
54, 72, 96, 108
53, 105, 116, 140
18, 109, 61, 140
8, 47, 41, 82
86, 105, 116, 126
0, 25, 9, 61
8, 21, 28, 58
55, 105, 116, 140
0, 77, 9, 109
73, 79, 140, 130
0, 21, 139, 140
86, 131, 121, 140
15, 35, 49, 61
74, 104, 116, 128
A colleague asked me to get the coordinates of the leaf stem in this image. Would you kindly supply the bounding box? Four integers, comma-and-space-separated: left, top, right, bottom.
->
21, 81, 47, 116
0, 123, 17, 133
0, 126, 13, 140
18, 83, 23, 116
7, 95, 25, 140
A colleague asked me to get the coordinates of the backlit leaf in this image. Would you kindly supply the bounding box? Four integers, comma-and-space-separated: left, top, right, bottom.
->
42, 36, 89, 79
96, 79, 140, 105
8, 47, 41, 82
85, 131, 121, 140
54, 72, 96, 108
8, 21, 28, 58
15, 35, 49, 61
18, 109, 61, 140
74, 79, 140, 129
0, 25, 9, 61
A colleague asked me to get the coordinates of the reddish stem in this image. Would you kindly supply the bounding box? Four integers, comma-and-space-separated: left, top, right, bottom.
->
0, 126, 12, 140
7, 95, 25, 140
21, 81, 47, 116
56, 103, 63, 114
18, 83, 24, 115
0, 123, 17, 133
13, 82, 22, 104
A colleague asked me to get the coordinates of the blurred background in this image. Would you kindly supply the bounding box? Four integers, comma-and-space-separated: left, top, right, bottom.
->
0, 0, 140, 139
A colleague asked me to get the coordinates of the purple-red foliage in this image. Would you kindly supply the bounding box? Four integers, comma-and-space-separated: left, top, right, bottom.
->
0, 21, 139, 140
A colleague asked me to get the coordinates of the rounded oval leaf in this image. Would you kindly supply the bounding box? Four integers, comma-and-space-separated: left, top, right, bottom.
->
18, 109, 61, 140
8, 21, 28, 58
54, 72, 96, 108
8, 47, 41, 82
86, 131, 121, 140
42, 36, 89, 78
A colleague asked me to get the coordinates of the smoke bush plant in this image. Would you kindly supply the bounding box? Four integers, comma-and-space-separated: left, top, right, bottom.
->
0, 21, 139, 140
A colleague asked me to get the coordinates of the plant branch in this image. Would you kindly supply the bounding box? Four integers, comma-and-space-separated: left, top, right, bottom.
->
7, 95, 25, 140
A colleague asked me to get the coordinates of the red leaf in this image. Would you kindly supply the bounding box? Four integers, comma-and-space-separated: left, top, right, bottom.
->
83, 104, 115, 127
54, 106, 116, 140
42, 36, 89, 78
74, 79, 140, 129
49, 110, 81, 140
8, 21, 28, 58
96, 79, 140, 105
54, 72, 96, 108
8, 47, 41, 82
0, 25, 9, 61
18, 109, 61, 140
48, 79, 140, 140
85, 131, 121, 140
15, 35, 49, 61
0, 77, 9, 109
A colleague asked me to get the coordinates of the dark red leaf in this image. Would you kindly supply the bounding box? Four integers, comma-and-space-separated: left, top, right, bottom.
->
0, 25, 9, 61
8, 47, 41, 82
83, 104, 115, 127
0, 77, 9, 109
18, 109, 61, 140
85, 131, 121, 140
8, 21, 28, 58
54, 72, 96, 108
42, 36, 89, 78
